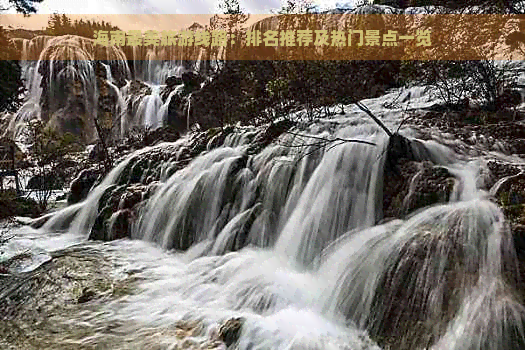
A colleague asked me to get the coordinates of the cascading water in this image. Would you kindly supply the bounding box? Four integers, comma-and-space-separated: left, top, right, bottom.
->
7, 84, 525, 349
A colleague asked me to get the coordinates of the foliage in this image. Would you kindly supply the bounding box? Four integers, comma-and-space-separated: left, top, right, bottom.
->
191, 59, 400, 128
25, 119, 82, 210
374, 0, 524, 13
0, 0, 43, 14
0, 26, 24, 113
402, 59, 519, 111
0, 189, 42, 220
45, 14, 120, 38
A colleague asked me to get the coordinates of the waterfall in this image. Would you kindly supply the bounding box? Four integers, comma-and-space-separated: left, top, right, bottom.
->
33, 87, 525, 348
275, 131, 387, 267
9, 35, 131, 141
135, 84, 164, 129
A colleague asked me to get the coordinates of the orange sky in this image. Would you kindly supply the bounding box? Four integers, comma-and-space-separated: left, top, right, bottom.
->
0, 14, 271, 31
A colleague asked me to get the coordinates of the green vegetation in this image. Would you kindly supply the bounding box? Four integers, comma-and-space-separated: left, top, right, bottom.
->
25, 120, 83, 210
45, 14, 120, 38
0, 26, 23, 113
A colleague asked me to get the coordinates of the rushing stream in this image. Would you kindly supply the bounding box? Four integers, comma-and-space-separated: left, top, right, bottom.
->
2, 84, 525, 349
2, 22, 525, 349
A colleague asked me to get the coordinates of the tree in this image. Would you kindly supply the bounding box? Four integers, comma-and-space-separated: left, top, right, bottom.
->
0, 26, 23, 113
25, 120, 81, 210
279, 0, 318, 14
0, 0, 43, 14
374, 0, 524, 13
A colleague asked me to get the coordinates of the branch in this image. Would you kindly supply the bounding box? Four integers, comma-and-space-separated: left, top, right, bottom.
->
354, 101, 393, 137
283, 130, 376, 146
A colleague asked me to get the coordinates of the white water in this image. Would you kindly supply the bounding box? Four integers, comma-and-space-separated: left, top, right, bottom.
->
4, 84, 525, 349
8, 35, 197, 140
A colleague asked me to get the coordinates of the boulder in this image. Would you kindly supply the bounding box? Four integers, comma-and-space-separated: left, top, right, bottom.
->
218, 317, 244, 347
383, 160, 455, 219
67, 168, 100, 205
165, 76, 183, 87
181, 71, 202, 89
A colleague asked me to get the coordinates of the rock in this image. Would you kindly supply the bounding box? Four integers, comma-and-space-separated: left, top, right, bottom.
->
77, 287, 96, 303
368, 224, 472, 349
106, 209, 133, 240
0, 248, 118, 348
89, 184, 153, 241
182, 71, 202, 89
218, 317, 244, 347
385, 133, 431, 174
248, 119, 296, 154
129, 80, 152, 96
67, 168, 100, 205
165, 76, 183, 87
47, 104, 92, 143
142, 126, 181, 146
383, 160, 455, 218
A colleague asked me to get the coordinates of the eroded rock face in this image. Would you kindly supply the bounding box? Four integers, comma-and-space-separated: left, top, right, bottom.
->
89, 183, 154, 241
159, 72, 204, 133
369, 230, 468, 349
218, 317, 244, 347
383, 159, 455, 219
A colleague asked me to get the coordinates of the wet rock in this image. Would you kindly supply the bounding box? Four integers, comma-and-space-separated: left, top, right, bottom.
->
182, 71, 203, 89
129, 80, 151, 96
142, 126, 181, 146
383, 159, 455, 218
218, 317, 244, 347
68, 168, 101, 205
165, 76, 183, 87
89, 184, 152, 241
485, 160, 521, 190
0, 247, 128, 349
107, 209, 133, 240
247, 119, 296, 154
494, 172, 525, 225
77, 287, 96, 304
369, 229, 466, 349
383, 160, 455, 219
174, 320, 203, 339
415, 110, 525, 155
385, 133, 431, 174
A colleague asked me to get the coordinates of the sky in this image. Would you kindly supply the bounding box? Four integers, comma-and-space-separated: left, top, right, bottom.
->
0, 0, 356, 30
0, 0, 353, 30
31, 0, 348, 14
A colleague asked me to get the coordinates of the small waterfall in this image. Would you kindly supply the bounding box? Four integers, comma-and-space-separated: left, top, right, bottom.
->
159, 84, 184, 126
275, 131, 387, 267
35, 96, 525, 348
42, 154, 135, 234
135, 84, 164, 130
187, 92, 192, 131
9, 35, 131, 141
